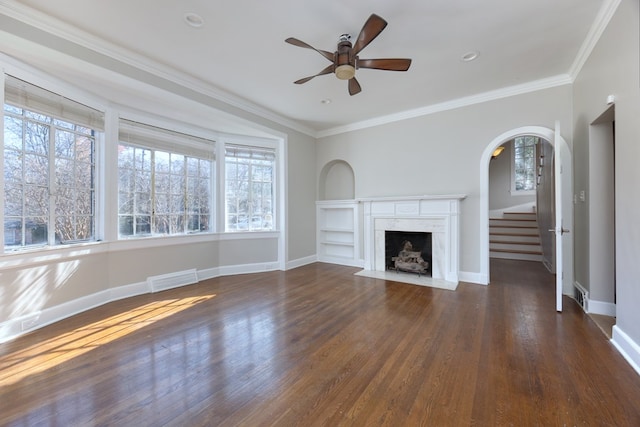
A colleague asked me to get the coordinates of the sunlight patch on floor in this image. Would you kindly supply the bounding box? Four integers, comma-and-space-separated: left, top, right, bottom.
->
0, 294, 215, 386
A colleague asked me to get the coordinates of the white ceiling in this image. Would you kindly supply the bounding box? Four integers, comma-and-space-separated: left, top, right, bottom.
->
2, 0, 608, 135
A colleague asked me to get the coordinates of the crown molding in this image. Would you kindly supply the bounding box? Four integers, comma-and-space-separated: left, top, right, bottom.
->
0, 0, 618, 140
0, 1, 317, 137
317, 74, 573, 138
568, 0, 622, 80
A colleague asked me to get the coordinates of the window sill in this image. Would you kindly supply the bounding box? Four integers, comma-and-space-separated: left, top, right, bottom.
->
510, 190, 536, 196
0, 231, 280, 271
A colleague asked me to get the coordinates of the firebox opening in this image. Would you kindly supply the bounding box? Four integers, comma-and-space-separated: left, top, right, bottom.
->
385, 231, 432, 277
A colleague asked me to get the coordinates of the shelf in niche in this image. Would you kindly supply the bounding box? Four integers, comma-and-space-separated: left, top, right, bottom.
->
320, 227, 354, 233
320, 240, 354, 247
317, 200, 361, 267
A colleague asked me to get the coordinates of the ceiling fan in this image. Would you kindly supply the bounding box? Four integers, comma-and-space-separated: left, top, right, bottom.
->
285, 14, 412, 96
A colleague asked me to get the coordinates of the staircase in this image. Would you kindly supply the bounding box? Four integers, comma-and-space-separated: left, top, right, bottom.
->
489, 211, 543, 262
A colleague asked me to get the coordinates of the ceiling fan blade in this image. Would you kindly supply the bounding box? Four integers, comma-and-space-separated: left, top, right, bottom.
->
352, 14, 388, 55
357, 58, 412, 71
294, 64, 335, 84
285, 37, 334, 62
348, 78, 362, 96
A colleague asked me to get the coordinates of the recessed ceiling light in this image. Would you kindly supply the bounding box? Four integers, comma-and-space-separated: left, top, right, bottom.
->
461, 51, 479, 62
321, 98, 332, 105
184, 12, 204, 28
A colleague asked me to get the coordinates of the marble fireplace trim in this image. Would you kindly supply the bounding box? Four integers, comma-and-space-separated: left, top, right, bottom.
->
374, 217, 446, 280
361, 195, 465, 286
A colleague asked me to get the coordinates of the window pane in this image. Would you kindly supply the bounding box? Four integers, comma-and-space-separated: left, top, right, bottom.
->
4, 116, 23, 150
225, 145, 275, 231
4, 183, 23, 216
119, 216, 134, 236
24, 186, 48, 216
118, 139, 212, 238
4, 149, 22, 183
25, 217, 48, 246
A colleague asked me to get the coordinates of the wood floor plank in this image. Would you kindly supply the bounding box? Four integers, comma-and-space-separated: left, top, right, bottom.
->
1, 260, 640, 426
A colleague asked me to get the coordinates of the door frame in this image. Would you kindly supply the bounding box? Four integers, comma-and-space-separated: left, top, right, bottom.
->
479, 126, 573, 298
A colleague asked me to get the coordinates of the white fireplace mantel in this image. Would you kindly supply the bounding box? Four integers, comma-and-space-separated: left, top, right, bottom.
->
360, 195, 466, 286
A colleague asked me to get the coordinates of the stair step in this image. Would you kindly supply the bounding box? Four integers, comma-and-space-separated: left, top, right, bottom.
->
490, 240, 541, 246
490, 219, 537, 227
490, 248, 543, 255
490, 242, 542, 252
490, 251, 543, 262
490, 210, 543, 262
490, 217, 536, 222
489, 233, 540, 243
503, 212, 537, 220
490, 226, 539, 235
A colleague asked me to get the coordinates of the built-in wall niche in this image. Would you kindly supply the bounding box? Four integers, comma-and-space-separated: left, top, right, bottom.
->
316, 200, 362, 267
318, 160, 355, 201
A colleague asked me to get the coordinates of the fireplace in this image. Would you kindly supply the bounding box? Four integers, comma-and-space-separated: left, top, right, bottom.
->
356, 195, 465, 290
385, 231, 432, 276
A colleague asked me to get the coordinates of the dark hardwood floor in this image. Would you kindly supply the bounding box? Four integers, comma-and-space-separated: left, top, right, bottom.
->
1, 259, 639, 426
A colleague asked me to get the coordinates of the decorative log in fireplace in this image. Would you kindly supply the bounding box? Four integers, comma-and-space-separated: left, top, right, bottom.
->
385, 231, 432, 277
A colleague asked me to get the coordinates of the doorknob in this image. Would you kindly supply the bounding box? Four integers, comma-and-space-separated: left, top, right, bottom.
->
549, 228, 570, 235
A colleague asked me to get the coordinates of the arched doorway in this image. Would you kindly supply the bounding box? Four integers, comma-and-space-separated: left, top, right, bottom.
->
479, 126, 573, 309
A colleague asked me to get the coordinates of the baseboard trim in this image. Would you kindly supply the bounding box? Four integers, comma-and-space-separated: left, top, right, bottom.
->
317, 256, 364, 268
611, 325, 640, 377
459, 271, 487, 285
0, 261, 280, 344
286, 255, 317, 270
1, 289, 111, 344
588, 299, 616, 316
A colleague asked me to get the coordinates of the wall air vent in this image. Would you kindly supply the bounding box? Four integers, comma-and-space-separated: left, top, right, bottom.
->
573, 282, 589, 312
147, 269, 198, 293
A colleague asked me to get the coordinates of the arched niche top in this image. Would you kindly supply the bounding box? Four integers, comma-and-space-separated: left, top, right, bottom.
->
319, 160, 355, 201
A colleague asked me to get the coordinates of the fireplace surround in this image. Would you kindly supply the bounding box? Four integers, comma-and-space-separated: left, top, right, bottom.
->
356, 195, 466, 290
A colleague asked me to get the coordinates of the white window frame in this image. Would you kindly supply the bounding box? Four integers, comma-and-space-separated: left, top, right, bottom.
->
219, 135, 280, 233
2, 74, 104, 252
117, 118, 216, 239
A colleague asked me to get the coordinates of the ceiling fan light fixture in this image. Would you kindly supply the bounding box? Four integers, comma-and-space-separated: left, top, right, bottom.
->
335, 64, 356, 80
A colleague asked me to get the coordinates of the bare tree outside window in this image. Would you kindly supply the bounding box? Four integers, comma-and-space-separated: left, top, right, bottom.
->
117, 145, 211, 238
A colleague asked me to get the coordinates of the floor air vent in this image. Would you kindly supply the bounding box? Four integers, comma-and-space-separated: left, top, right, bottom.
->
148, 269, 198, 293
573, 282, 588, 312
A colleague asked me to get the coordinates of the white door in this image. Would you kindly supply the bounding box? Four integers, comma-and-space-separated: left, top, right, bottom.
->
553, 121, 570, 312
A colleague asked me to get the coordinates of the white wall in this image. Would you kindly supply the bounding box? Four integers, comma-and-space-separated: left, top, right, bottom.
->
573, 0, 640, 367
317, 86, 573, 275
488, 142, 536, 212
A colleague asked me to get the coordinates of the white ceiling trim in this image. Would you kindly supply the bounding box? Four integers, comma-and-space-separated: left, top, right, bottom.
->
568, 0, 622, 80
317, 74, 573, 139
0, 0, 620, 140
0, 1, 317, 137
